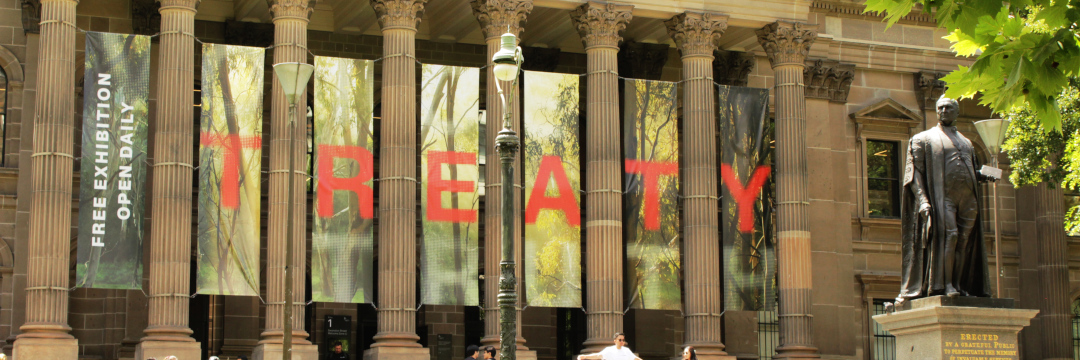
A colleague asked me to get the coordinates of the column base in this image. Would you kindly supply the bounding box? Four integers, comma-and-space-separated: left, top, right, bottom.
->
13, 338, 78, 360
364, 346, 430, 360
135, 340, 202, 360
252, 343, 320, 360
872, 296, 1037, 360
517, 349, 537, 360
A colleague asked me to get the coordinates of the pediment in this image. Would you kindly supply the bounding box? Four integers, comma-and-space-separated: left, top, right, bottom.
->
850, 98, 924, 127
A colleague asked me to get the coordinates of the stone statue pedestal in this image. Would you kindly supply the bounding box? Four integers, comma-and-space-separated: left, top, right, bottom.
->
872, 296, 1037, 360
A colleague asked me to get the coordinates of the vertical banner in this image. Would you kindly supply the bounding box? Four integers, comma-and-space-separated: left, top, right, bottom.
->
76, 32, 151, 289
622, 80, 681, 310
523, 71, 582, 307
197, 44, 264, 296
718, 85, 775, 311
312, 57, 375, 303
420, 65, 481, 306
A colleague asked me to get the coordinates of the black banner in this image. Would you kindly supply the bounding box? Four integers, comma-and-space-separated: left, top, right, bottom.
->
76, 32, 151, 289
718, 85, 775, 311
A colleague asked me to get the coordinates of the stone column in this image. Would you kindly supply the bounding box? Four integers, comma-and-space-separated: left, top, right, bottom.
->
665, 12, 732, 360
12, 0, 80, 357
366, 1, 430, 359
756, 21, 819, 360
1034, 183, 1072, 360
569, 2, 633, 354
469, 0, 533, 355
134, 1, 203, 358
254, 1, 318, 358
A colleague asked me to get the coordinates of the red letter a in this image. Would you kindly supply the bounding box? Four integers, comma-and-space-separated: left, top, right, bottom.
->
721, 164, 771, 233
316, 145, 374, 219
525, 156, 581, 227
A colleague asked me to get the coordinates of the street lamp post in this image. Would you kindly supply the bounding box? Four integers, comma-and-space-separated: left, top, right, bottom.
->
272, 62, 315, 360
974, 118, 1010, 298
492, 31, 524, 360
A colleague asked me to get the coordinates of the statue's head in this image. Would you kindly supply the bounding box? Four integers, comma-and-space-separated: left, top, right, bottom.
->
936, 96, 960, 126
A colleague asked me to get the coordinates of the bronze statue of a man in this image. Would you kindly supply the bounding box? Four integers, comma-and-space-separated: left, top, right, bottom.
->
896, 96, 998, 304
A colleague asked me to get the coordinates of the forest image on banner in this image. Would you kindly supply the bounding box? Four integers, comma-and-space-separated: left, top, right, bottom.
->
312, 57, 375, 303
76, 32, 150, 289
523, 71, 581, 308
197, 44, 264, 296
623, 80, 681, 310
420, 65, 481, 306
718, 85, 776, 311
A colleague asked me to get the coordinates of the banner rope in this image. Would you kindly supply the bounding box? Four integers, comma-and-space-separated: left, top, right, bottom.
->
573, 71, 713, 85
681, 195, 719, 200
30, 151, 74, 159
376, 176, 418, 183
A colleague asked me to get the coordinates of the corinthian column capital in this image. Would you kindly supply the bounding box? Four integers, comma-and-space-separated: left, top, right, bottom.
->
569, 1, 633, 50
665, 12, 728, 58
268, 0, 311, 21
756, 20, 817, 67
157, 0, 200, 9
470, 0, 533, 40
371, 0, 427, 30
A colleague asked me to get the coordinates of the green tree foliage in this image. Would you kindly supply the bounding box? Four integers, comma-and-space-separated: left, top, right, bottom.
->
419, 65, 481, 306
865, 0, 1080, 130
1002, 82, 1080, 233
196, 44, 264, 296
523, 72, 582, 307
76, 33, 150, 289
311, 57, 375, 303
623, 80, 682, 310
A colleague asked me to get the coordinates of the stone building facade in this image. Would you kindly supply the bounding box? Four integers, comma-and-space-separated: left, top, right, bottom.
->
0, 0, 1075, 359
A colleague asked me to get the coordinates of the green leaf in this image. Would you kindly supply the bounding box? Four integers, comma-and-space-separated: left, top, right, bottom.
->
1035, 2, 1070, 29
864, 0, 919, 27
947, 30, 985, 56
1021, 57, 1068, 95
1001, 17, 1024, 38
1005, 56, 1023, 90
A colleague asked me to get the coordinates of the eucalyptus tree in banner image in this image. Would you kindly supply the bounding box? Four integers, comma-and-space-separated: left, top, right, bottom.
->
312, 57, 375, 303
420, 64, 481, 306
76, 32, 151, 290
523, 71, 581, 308
622, 79, 681, 310
196, 44, 264, 297
717, 86, 776, 311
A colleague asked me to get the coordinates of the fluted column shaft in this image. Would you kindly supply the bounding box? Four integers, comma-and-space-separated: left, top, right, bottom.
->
569, 1, 632, 353
18, 0, 79, 340
470, 0, 532, 350
666, 11, 729, 358
262, 0, 312, 346
1034, 183, 1072, 360
372, 0, 425, 347
756, 21, 819, 360
142, 0, 199, 343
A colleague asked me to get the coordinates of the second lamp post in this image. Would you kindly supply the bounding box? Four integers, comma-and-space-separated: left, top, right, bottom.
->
491, 31, 524, 360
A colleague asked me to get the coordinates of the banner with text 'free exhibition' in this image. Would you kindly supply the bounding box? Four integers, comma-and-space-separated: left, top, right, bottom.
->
420, 64, 481, 306
718, 85, 776, 311
76, 32, 151, 289
523, 71, 581, 308
312, 56, 375, 303
623, 79, 681, 310
197, 44, 264, 296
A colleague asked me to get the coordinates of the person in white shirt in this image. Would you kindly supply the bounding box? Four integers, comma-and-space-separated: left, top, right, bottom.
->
577, 333, 642, 360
